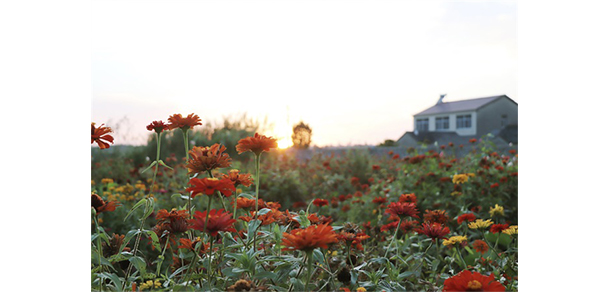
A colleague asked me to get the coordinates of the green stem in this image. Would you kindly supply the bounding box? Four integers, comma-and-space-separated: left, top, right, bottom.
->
456, 248, 468, 269
94, 213, 103, 292
208, 237, 214, 291
384, 218, 403, 258
122, 200, 150, 291
156, 232, 171, 276
253, 154, 261, 253
305, 251, 314, 292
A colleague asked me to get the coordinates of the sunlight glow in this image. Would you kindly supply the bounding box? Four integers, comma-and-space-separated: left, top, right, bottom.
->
277, 137, 293, 149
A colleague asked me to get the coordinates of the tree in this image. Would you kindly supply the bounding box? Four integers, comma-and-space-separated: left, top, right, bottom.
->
378, 139, 398, 147
291, 121, 312, 149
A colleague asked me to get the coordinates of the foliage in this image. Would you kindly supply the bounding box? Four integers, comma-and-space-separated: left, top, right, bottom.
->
291, 121, 312, 149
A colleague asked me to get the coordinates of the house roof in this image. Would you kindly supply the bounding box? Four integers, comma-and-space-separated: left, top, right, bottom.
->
413, 95, 512, 116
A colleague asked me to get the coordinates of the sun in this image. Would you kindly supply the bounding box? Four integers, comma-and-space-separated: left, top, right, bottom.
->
277, 137, 293, 149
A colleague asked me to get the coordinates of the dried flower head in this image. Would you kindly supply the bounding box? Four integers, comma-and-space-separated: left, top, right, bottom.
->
91, 123, 114, 149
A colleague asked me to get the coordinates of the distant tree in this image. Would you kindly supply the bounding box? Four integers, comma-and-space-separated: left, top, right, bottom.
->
378, 139, 398, 147
291, 121, 312, 149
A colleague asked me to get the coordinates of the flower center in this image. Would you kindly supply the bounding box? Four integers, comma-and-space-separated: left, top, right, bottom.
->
467, 280, 483, 290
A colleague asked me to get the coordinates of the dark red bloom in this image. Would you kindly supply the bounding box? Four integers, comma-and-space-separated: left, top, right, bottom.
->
190, 209, 237, 236
372, 196, 387, 205
399, 193, 417, 204
91, 123, 114, 149
372, 165, 381, 171
146, 120, 170, 134
415, 222, 450, 241
443, 270, 505, 291
155, 208, 191, 234
186, 177, 236, 198
385, 202, 419, 219
490, 224, 510, 234
457, 213, 477, 224
312, 198, 329, 207
469, 138, 478, 143
221, 169, 254, 187
473, 240, 489, 254
91, 193, 120, 213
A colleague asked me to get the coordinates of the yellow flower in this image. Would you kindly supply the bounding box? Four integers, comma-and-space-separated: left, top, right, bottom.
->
357, 287, 367, 292
452, 174, 469, 184
468, 219, 494, 230
467, 173, 476, 177
450, 191, 462, 197
502, 225, 518, 235
442, 235, 468, 247
101, 178, 114, 184
489, 204, 504, 217
135, 182, 146, 191
236, 188, 243, 195
91, 180, 95, 185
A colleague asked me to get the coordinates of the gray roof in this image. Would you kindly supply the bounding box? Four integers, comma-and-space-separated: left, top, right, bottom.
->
414, 95, 510, 116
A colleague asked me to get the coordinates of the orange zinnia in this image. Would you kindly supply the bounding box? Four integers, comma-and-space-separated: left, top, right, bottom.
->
236, 133, 278, 156
281, 223, 338, 252
91, 193, 120, 213
186, 144, 232, 175
91, 123, 114, 149
443, 270, 505, 291
385, 202, 420, 219
155, 209, 191, 234
167, 113, 202, 131
186, 177, 236, 198
423, 209, 449, 225
221, 169, 254, 187
146, 120, 170, 134
190, 209, 237, 236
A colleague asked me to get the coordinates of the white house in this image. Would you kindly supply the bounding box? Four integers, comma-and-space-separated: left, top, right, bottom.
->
398, 95, 518, 147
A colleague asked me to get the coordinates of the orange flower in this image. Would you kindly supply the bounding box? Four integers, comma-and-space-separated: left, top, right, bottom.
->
146, 120, 170, 134
238, 209, 284, 226
91, 123, 114, 149
457, 213, 477, 224
91, 193, 120, 213
167, 113, 202, 131
423, 209, 449, 225
337, 231, 370, 250
281, 223, 338, 252
231, 197, 263, 210
186, 177, 236, 198
190, 209, 237, 236
372, 196, 387, 205
399, 193, 417, 204
385, 202, 420, 219
443, 270, 505, 291
155, 209, 191, 234
221, 169, 254, 187
178, 237, 209, 255
236, 133, 278, 155
472, 239, 489, 254
186, 144, 232, 175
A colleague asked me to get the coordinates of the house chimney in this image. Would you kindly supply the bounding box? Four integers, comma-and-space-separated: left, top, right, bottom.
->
436, 94, 446, 105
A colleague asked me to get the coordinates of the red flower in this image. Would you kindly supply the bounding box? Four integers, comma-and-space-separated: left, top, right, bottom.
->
350, 177, 360, 186
313, 198, 329, 207
423, 209, 449, 225
399, 193, 417, 204
91, 123, 114, 149
91, 193, 120, 213
443, 270, 505, 291
281, 223, 338, 252
469, 138, 478, 143
457, 213, 477, 224
337, 231, 370, 250
167, 113, 202, 131
385, 202, 420, 219
236, 133, 278, 155
490, 183, 499, 188
473, 240, 489, 253
186, 144, 232, 175
186, 177, 236, 198
372, 196, 387, 205
190, 209, 237, 236
372, 165, 381, 171
155, 209, 191, 234
146, 120, 170, 134
490, 223, 509, 234
415, 222, 450, 241
178, 237, 209, 255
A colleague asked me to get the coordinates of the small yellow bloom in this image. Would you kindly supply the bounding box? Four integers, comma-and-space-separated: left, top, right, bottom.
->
91, 180, 95, 185
356, 287, 367, 292
467, 173, 476, 177
468, 219, 494, 230
372, 209, 378, 215
452, 174, 469, 184
442, 235, 468, 247
101, 178, 114, 184
502, 225, 518, 235
489, 204, 504, 217
450, 191, 462, 197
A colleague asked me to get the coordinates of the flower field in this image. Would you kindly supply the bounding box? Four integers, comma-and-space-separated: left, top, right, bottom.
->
91, 114, 518, 291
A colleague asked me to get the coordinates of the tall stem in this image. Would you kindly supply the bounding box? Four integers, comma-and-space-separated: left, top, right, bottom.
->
208, 237, 214, 291
385, 218, 403, 258
94, 213, 103, 292
182, 129, 192, 218
305, 250, 314, 291
253, 154, 261, 251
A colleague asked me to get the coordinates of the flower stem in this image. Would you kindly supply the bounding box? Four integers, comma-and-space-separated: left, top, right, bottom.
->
384, 218, 402, 258
305, 250, 314, 291
252, 153, 261, 252
208, 237, 214, 291
94, 213, 103, 292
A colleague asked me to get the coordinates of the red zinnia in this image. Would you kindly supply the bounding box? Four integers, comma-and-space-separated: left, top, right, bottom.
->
372, 165, 381, 171
443, 270, 505, 291
186, 144, 232, 175
490, 223, 509, 234
399, 193, 417, 204
281, 223, 338, 252
457, 213, 477, 224
155, 208, 191, 234
312, 198, 329, 207
469, 138, 478, 143
472, 240, 489, 254
372, 196, 387, 205
146, 120, 170, 134
186, 177, 236, 198
91, 123, 114, 149
167, 113, 202, 131
236, 133, 278, 155
385, 202, 420, 219
190, 209, 237, 236
415, 222, 450, 241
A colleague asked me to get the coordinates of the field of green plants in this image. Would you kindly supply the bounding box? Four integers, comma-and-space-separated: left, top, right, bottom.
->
92, 114, 517, 291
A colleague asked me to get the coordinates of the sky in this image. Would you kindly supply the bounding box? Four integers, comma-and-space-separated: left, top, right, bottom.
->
91, 0, 517, 147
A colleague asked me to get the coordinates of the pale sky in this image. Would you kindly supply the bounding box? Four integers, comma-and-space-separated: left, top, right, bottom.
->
91, 0, 517, 147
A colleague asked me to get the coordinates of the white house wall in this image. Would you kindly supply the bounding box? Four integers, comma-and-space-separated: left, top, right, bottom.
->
413, 111, 477, 136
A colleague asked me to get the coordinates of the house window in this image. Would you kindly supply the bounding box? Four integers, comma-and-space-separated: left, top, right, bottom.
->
435, 116, 449, 130
501, 115, 508, 127
456, 114, 472, 129
416, 118, 429, 132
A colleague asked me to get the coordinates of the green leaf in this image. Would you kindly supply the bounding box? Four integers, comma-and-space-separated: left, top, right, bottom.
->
158, 160, 174, 170
140, 161, 158, 173
124, 198, 148, 222
144, 230, 161, 251
98, 272, 123, 292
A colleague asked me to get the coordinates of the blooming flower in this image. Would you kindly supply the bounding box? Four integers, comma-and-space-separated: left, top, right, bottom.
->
167, 113, 202, 131
502, 225, 518, 235
312, 198, 329, 207
442, 235, 468, 248
399, 193, 417, 203
155, 208, 191, 234
337, 231, 370, 250
472, 239, 489, 253
190, 209, 237, 236
423, 209, 449, 225
385, 202, 420, 219
443, 270, 505, 291
178, 237, 209, 255
146, 120, 170, 134
468, 219, 494, 230
186, 144, 232, 175
186, 177, 236, 198
221, 169, 254, 187
452, 174, 469, 184
489, 204, 504, 217
236, 133, 278, 155
457, 213, 477, 224
415, 222, 450, 241
91, 193, 120, 213
372, 196, 387, 205
91, 123, 114, 149
490, 223, 509, 234
281, 223, 338, 252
